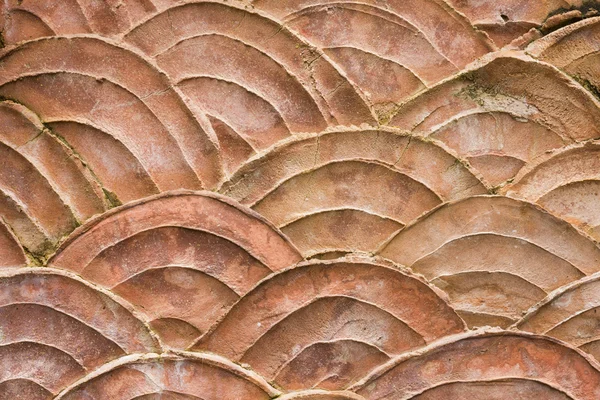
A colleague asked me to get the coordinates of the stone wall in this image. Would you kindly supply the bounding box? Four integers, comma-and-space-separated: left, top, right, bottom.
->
1, 1, 600, 398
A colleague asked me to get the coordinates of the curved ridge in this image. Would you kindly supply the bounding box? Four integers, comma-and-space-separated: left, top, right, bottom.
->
504, 142, 600, 240
54, 352, 280, 400
283, 3, 459, 84
0, 267, 161, 354
157, 33, 329, 134
389, 53, 600, 143
252, 0, 494, 67
50, 190, 301, 272
0, 219, 27, 267
0, 139, 78, 256
2, 1, 600, 398
0, 341, 85, 395
527, 16, 600, 96
47, 191, 302, 348
406, 379, 575, 400
0, 100, 108, 222
1, 0, 161, 45
446, 0, 581, 47
379, 195, 600, 328
219, 129, 486, 256
123, 1, 375, 127
0, 34, 223, 187
425, 110, 569, 186
194, 255, 466, 388
353, 329, 600, 400
0, 71, 203, 191
517, 272, 600, 362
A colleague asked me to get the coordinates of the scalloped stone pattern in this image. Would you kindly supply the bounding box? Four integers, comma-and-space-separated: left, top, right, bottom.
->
2, 0, 600, 399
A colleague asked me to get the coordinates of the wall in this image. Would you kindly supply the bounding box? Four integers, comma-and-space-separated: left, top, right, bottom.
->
1, 1, 600, 399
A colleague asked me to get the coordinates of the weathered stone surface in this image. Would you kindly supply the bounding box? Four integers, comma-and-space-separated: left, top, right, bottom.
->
504, 143, 600, 240
57, 354, 277, 400
355, 331, 600, 399
517, 273, 600, 362
379, 196, 600, 327
220, 129, 485, 256
446, 0, 587, 47
49, 191, 301, 348
0, 269, 159, 396
195, 257, 465, 390
2, 1, 600, 398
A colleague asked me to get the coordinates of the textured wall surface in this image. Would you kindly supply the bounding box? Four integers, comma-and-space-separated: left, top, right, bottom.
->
2, 0, 600, 399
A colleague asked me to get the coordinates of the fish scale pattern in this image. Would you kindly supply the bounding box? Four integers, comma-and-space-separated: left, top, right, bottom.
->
2, 0, 600, 399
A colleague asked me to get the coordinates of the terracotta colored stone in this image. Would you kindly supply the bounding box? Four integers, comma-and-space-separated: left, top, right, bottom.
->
428, 111, 568, 186
446, 0, 583, 46
124, 2, 374, 128
390, 53, 600, 141
0, 35, 222, 188
57, 355, 275, 400
196, 257, 465, 390
410, 380, 572, 400
2, 1, 600, 398
0, 220, 27, 267
0, 101, 108, 220
505, 143, 600, 239
0, 269, 159, 395
278, 392, 365, 400
49, 191, 301, 347
254, 0, 494, 73
220, 129, 485, 256
355, 331, 600, 399
528, 17, 600, 94
380, 196, 600, 327
518, 274, 600, 362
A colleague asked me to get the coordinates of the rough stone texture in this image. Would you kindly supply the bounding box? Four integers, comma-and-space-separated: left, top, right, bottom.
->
1, 0, 600, 398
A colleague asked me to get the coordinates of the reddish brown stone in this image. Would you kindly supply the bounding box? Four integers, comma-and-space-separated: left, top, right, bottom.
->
504, 143, 600, 240
0, 269, 159, 395
380, 196, 600, 327
196, 257, 465, 390
58, 355, 274, 400
2, 1, 600, 398
356, 331, 600, 399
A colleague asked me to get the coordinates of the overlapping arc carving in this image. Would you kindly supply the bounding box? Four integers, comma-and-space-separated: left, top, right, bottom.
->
354, 330, 600, 400
0, 268, 159, 398
194, 256, 465, 390
49, 191, 302, 348
379, 196, 600, 328
3, 1, 600, 399
220, 128, 486, 257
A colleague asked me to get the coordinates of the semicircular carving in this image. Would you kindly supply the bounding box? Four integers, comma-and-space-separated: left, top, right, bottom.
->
49, 191, 301, 348
504, 142, 600, 240
195, 256, 465, 390
407, 379, 573, 400
220, 129, 486, 257
517, 273, 600, 362
2, 2, 600, 399
354, 331, 600, 400
252, 0, 493, 110
56, 353, 278, 400
528, 17, 600, 95
0, 268, 159, 396
379, 196, 600, 327
389, 54, 600, 143
124, 2, 375, 129
0, 36, 221, 189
